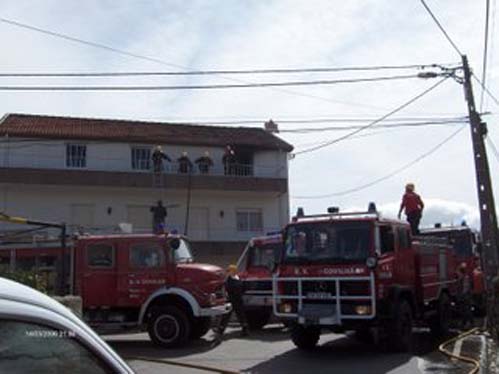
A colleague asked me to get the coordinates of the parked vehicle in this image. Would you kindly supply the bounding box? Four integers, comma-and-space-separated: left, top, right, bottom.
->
0, 233, 230, 348
419, 224, 486, 314
0, 276, 134, 373
272, 205, 458, 351
236, 233, 282, 330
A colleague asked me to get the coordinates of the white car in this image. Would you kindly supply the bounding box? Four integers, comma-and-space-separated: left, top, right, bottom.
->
0, 277, 134, 373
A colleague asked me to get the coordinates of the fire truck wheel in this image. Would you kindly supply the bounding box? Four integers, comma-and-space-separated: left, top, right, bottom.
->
190, 317, 212, 339
429, 293, 451, 336
147, 306, 191, 348
387, 300, 413, 352
291, 325, 320, 350
246, 309, 272, 330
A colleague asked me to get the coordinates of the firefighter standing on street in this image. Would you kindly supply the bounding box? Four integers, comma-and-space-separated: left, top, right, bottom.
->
398, 183, 425, 234
213, 264, 249, 344
456, 263, 473, 328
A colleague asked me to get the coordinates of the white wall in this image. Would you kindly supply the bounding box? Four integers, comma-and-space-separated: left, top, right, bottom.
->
0, 137, 287, 178
0, 184, 287, 242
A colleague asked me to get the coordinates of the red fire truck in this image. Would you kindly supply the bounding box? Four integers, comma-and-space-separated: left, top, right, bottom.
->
0, 233, 230, 348
236, 233, 282, 329
420, 224, 486, 314
272, 205, 458, 351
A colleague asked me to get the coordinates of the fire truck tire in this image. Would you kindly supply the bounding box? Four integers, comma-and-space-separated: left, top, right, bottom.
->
246, 309, 271, 330
147, 306, 191, 348
387, 300, 413, 352
429, 293, 451, 336
291, 325, 320, 350
190, 317, 212, 339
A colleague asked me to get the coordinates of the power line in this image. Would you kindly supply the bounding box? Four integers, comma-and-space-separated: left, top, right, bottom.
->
472, 73, 499, 107
0, 73, 420, 91
480, 0, 491, 112
0, 17, 389, 110
419, 0, 463, 56
136, 115, 468, 125
292, 125, 466, 199
293, 77, 449, 155
0, 63, 457, 78
487, 137, 499, 164
279, 119, 466, 133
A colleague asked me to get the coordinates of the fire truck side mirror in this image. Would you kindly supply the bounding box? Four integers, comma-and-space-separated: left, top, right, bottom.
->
169, 238, 181, 250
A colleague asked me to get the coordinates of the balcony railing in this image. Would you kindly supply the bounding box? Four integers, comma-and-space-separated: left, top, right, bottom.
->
2, 154, 286, 179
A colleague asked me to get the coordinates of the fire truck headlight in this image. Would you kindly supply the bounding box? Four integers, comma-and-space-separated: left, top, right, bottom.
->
366, 256, 378, 269
354, 305, 371, 315
208, 293, 217, 306
280, 303, 293, 313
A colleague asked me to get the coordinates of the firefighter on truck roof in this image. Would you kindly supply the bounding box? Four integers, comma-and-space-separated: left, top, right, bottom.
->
398, 182, 425, 235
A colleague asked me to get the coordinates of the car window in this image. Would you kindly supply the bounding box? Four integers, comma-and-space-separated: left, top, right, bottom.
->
130, 242, 165, 268
0, 320, 113, 374
87, 244, 115, 268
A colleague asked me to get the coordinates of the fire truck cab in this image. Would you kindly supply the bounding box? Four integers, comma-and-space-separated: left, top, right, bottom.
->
236, 233, 282, 329
273, 205, 457, 351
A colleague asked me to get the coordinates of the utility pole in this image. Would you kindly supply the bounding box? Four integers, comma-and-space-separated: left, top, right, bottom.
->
462, 55, 499, 338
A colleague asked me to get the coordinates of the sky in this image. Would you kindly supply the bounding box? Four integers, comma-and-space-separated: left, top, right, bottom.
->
0, 0, 497, 229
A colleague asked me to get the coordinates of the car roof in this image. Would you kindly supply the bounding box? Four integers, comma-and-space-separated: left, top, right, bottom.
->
0, 277, 133, 373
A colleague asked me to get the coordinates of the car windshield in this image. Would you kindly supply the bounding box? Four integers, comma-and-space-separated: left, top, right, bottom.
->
283, 222, 371, 263
173, 238, 194, 263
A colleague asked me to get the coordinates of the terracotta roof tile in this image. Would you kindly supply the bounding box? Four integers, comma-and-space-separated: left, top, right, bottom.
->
0, 113, 293, 152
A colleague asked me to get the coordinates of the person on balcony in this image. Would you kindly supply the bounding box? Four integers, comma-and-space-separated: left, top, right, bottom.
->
195, 151, 214, 174
177, 152, 193, 174
151, 146, 171, 174
397, 183, 424, 235
222, 145, 236, 175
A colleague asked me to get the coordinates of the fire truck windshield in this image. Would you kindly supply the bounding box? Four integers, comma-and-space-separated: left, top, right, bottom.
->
283, 222, 371, 263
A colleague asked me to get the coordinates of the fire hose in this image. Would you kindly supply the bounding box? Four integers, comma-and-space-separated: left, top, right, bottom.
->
125, 356, 240, 374
438, 327, 481, 374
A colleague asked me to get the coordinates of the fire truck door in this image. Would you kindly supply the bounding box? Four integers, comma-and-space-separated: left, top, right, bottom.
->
394, 226, 416, 288
119, 240, 173, 306
81, 242, 118, 307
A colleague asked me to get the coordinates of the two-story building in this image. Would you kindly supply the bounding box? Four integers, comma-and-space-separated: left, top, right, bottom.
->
0, 113, 292, 265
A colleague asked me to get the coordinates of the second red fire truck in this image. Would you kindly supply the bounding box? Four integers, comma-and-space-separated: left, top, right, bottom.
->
272, 205, 460, 351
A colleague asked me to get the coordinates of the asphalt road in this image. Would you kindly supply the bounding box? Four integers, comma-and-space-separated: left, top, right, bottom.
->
106, 325, 475, 374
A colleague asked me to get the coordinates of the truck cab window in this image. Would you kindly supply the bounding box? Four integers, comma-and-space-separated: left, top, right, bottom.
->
380, 226, 395, 254
130, 243, 165, 268
0, 320, 112, 374
87, 244, 114, 268
397, 227, 411, 250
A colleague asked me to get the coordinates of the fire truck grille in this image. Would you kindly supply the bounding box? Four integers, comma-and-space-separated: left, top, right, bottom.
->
340, 281, 370, 296
302, 281, 336, 295
244, 280, 272, 292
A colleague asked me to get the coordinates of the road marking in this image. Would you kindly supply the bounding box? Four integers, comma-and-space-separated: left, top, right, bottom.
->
451, 338, 463, 362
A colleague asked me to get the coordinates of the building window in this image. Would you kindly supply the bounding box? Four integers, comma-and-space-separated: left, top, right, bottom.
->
131, 147, 151, 170
236, 209, 263, 232
66, 143, 86, 168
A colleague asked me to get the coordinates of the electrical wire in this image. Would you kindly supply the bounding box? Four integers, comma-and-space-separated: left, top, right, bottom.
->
292, 124, 466, 199
279, 119, 466, 133
0, 73, 420, 91
293, 77, 449, 155
480, 0, 491, 112
419, 0, 463, 56
472, 73, 499, 107
0, 17, 390, 110
0, 63, 457, 77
